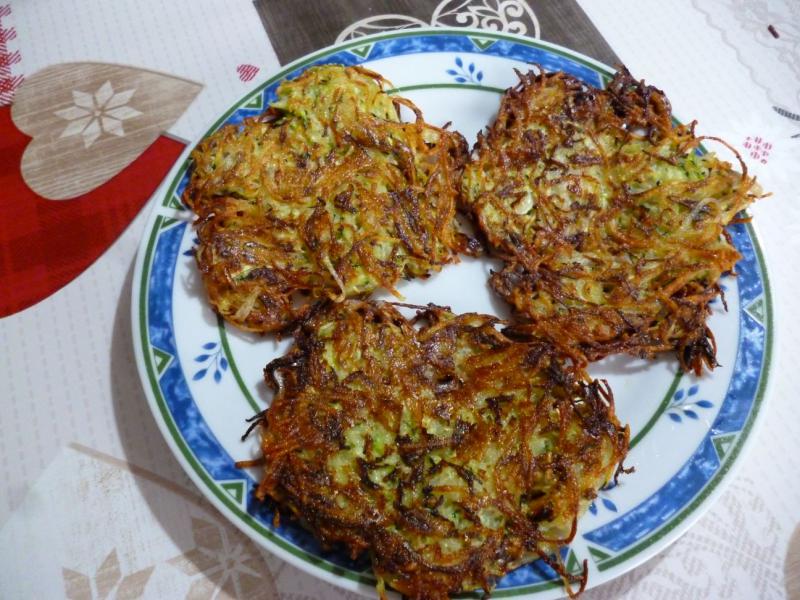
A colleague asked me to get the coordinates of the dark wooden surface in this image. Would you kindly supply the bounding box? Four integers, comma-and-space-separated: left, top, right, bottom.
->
254, 0, 620, 67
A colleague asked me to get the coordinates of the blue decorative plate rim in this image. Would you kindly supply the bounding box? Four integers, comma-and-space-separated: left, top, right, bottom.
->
131, 29, 773, 598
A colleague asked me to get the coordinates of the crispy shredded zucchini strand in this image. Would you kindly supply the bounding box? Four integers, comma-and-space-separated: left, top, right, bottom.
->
462, 68, 763, 373
184, 65, 468, 333
250, 300, 629, 599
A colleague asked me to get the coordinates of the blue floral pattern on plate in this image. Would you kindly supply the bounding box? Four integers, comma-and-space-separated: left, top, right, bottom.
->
447, 56, 484, 83
588, 482, 620, 516
192, 341, 228, 383
666, 384, 714, 423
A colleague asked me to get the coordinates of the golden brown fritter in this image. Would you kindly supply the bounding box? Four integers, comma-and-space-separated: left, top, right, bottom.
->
184, 65, 468, 333
462, 68, 763, 373
248, 300, 629, 599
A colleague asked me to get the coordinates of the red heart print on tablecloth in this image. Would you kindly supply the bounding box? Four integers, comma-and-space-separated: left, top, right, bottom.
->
0, 106, 185, 318
12, 63, 202, 199
1, 63, 202, 317
236, 64, 259, 82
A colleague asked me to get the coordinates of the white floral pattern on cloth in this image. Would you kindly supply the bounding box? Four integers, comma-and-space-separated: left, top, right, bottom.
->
0, 446, 280, 600
586, 477, 784, 599
169, 518, 277, 599
692, 0, 800, 117
63, 550, 154, 600
54, 81, 141, 148
336, 0, 540, 43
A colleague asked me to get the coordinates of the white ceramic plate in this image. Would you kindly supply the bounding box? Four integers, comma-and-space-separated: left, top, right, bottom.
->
132, 29, 773, 598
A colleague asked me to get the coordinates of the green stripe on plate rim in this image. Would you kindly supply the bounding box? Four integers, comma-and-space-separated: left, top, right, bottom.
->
137, 29, 773, 596
217, 315, 260, 414
160, 158, 185, 208
629, 372, 682, 450
390, 82, 505, 95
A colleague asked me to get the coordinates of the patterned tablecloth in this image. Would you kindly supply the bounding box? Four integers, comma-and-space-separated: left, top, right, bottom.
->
0, 1, 798, 598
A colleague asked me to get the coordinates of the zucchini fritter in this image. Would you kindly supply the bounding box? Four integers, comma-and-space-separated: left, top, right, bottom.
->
184, 65, 468, 333
251, 300, 629, 599
462, 68, 762, 373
